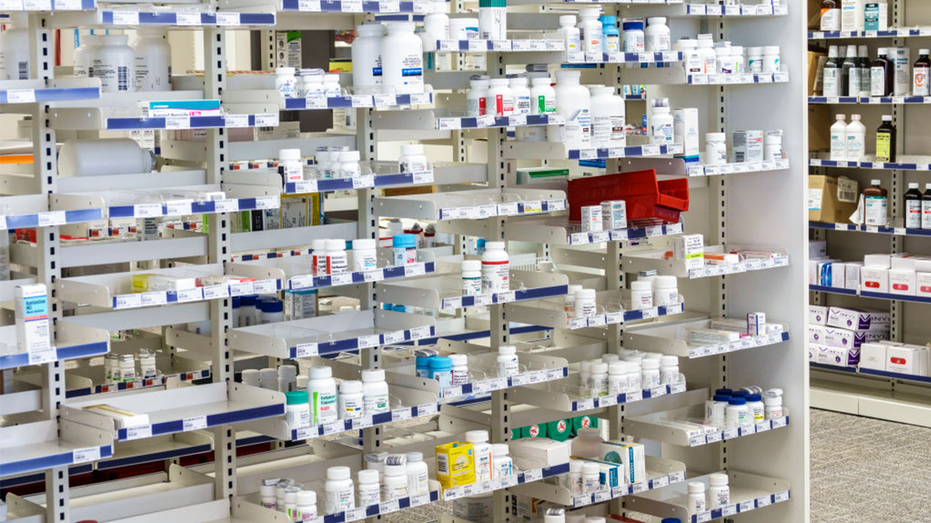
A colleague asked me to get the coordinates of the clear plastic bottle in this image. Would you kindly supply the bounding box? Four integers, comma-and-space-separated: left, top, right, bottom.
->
362, 369, 391, 416
747, 46, 763, 73
530, 76, 556, 115
58, 138, 156, 177
381, 455, 410, 501
763, 389, 784, 419
352, 23, 384, 92
845, 114, 865, 161
581, 463, 600, 494
574, 288, 597, 318
746, 393, 765, 422
481, 241, 509, 292
132, 28, 171, 92
830, 114, 847, 161
550, 70, 591, 149
323, 74, 342, 97
716, 47, 733, 75
653, 275, 678, 306
280, 148, 304, 183
725, 397, 750, 428
381, 22, 424, 95
644, 17, 670, 52
558, 15, 581, 57
571, 428, 603, 458
399, 143, 428, 173
567, 460, 584, 495
679, 39, 702, 74
577, 9, 603, 54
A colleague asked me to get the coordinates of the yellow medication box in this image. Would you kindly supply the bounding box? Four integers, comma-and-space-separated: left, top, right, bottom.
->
435, 441, 474, 489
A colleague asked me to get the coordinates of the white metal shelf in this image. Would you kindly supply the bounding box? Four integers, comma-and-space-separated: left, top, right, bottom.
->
0, 319, 110, 370
62, 382, 286, 442
810, 220, 931, 237
0, 78, 100, 104
502, 217, 684, 246
626, 470, 791, 523
46, 8, 276, 27
0, 0, 94, 10
810, 284, 931, 305
374, 187, 567, 221
622, 245, 789, 279
504, 141, 683, 161
808, 27, 931, 39
0, 193, 104, 231
373, 109, 565, 131
624, 317, 790, 359
510, 456, 686, 508
809, 157, 931, 172
228, 255, 435, 293
0, 420, 113, 478
809, 95, 931, 105
505, 290, 685, 331
49, 108, 279, 131
228, 309, 436, 358
506, 372, 688, 412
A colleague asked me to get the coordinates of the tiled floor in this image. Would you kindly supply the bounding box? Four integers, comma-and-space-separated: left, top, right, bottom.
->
811, 408, 931, 522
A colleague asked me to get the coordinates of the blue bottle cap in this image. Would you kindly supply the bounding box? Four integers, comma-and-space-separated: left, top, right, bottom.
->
430, 357, 453, 370
747, 394, 762, 402
232, 296, 241, 308
731, 390, 749, 398
728, 397, 746, 406
601, 15, 617, 25
622, 20, 644, 31
715, 388, 733, 396
713, 394, 731, 402
661, 519, 682, 523
393, 234, 416, 248
241, 294, 257, 306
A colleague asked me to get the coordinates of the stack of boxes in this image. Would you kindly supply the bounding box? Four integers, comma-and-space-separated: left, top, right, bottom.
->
861, 340, 931, 378
811, 243, 931, 297
809, 306, 890, 367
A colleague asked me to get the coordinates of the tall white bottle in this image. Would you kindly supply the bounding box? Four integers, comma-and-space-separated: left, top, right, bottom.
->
845, 114, 866, 162
549, 70, 591, 149
830, 114, 848, 161
132, 28, 171, 92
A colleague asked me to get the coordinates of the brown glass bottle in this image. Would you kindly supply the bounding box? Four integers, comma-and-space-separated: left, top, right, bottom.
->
863, 179, 888, 227
875, 115, 896, 162
871, 48, 895, 97
905, 183, 922, 229
821, 0, 840, 31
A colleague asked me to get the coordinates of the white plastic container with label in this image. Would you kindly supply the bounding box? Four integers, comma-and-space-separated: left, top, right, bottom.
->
382, 455, 409, 501
575, 288, 597, 318
497, 345, 519, 378
353, 23, 384, 92
550, 70, 591, 149
381, 22, 424, 95
132, 28, 171, 92
707, 473, 730, 510
467, 76, 490, 117
357, 469, 381, 507
308, 366, 338, 424
59, 138, 157, 177
91, 35, 136, 92
351, 239, 378, 272
488, 78, 514, 116
481, 241, 509, 292
325, 466, 355, 513
466, 430, 494, 481
362, 369, 390, 416
577, 9, 603, 54
338, 380, 364, 420
406, 452, 430, 495
558, 15, 581, 56
590, 86, 625, 148
644, 17, 670, 52
280, 148, 303, 183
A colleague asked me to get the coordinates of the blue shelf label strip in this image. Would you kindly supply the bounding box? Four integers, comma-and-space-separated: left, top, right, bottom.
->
101, 11, 274, 25
3, 208, 104, 229
0, 342, 108, 371
0, 445, 112, 478
117, 404, 285, 441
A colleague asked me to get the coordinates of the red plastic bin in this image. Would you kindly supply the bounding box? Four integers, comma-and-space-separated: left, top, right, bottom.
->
568, 169, 689, 223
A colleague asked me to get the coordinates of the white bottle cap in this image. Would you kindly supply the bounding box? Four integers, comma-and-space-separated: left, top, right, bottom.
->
654, 275, 677, 289
340, 380, 363, 393
401, 143, 424, 156
647, 16, 666, 24
591, 362, 608, 374
688, 482, 705, 493
406, 451, 424, 462
296, 490, 317, 505
466, 430, 489, 443
608, 361, 627, 374
260, 484, 275, 497
661, 355, 678, 367
581, 463, 600, 475
642, 358, 659, 369
353, 238, 376, 250
358, 469, 379, 484
449, 353, 468, 366
362, 369, 386, 382
579, 8, 600, 18
601, 354, 619, 364
462, 259, 482, 272
312, 239, 328, 250
708, 473, 729, 486
341, 150, 361, 162
490, 78, 508, 86
327, 466, 351, 480
707, 132, 726, 142
570, 460, 583, 473
631, 280, 652, 291
763, 45, 780, 54
310, 366, 332, 379
485, 241, 506, 251
836, 114, 847, 121
326, 239, 345, 251
499, 345, 516, 356
280, 148, 301, 161
559, 15, 576, 26
277, 66, 296, 75
575, 288, 596, 299
492, 443, 509, 456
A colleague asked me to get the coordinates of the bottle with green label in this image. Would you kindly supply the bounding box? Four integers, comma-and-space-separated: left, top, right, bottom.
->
875, 115, 896, 162
864, 179, 888, 227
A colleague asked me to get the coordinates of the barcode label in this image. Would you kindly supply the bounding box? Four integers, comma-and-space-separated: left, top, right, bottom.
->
118, 66, 129, 91
73, 446, 101, 464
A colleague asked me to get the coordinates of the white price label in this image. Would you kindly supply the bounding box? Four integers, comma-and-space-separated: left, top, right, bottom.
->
409, 92, 431, 105
176, 12, 201, 25
125, 425, 153, 440
358, 334, 380, 349
497, 202, 519, 216
378, 0, 399, 11
343, 0, 363, 11
134, 202, 162, 217
774, 72, 789, 83
416, 403, 438, 416
626, 390, 643, 402
738, 499, 755, 512
476, 114, 496, 128
254, 279, 278, 293
755, 421, 770, 433
640, 144, 661, 156
254, 113, 279, 127
496, 290, 516, 303
650, 385, 666, 398
605, 311, 624, 324
690, 74, 709, 85
669, 381, 686, 394
412, 170, 434, 184
573, 495, 590, 508
374, 93, 398, 107
215, 12, 240, 25
391, 409, 412, 422
774, 4, 787, 15
166, 199, 193, 216
772, 416, 788, 428
254, 196, 279, 210
547, 368, 564, 380
383, 331, 405, 344
509, 114, 527, 127
722, 504, 739, 517
756, 496, 772, 508
724, 5, 740, 15
652, 475, 669, 488
774, 490, 790, 503
690, 434, 706, 446
166, 115, 190, 129
115, 294, 143, 309
641, 308, 657, 319
327, 272, 352, 287
591, 230, 610, 243
696, 512, 713, 523
224, 114, 249, 127
757, 4, 773, 15
587, 315, 607, 327
214, 199, 239, 213
593, 490, 611, 503
351, 175, 375, 189
73, 446, 101, 464
176, 288, 202, 302
28, 348, 57, 365
631, 482, 647, 493
294, 0, 318, 8
183, 415, 208, 431
575, 398, 595, 411
38, 210, 67, 227
294, 426, 317, 440
437, 118, 460, 130
363, 269, 384, 282
379, 500, 400, 514
579, 148, 599, 160
321, 421, 343, 435
6, 89, 36, 104
473, 294, 492, 306
295, 343, 318, 357
523, 468, 543, 482
599, 394, 617, 407
404, 263, 426, 277
112, 11, 140, 25
202, 284, 228, 300
292, 179, 318, 194
141, 291, 168, 306
442, 297, 462, 310
410, 493, 431, 506
568, 317, 589, 330
409, 325, 432, 340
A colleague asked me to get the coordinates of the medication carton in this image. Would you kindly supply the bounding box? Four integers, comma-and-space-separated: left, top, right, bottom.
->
810, 344, 860, 367
435, 442, 474, 489
509, 438, 570, 469
827, 306, 891, 331
809, 305, 828, 325
858, 341, 887, 371
599, 441, 645, 485
15, 284, 51, 353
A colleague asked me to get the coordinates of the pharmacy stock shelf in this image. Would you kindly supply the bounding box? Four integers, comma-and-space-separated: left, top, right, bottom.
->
810, 362, 931, 386
435, 38, 564, 53
373, 187, 567, 221
370, 108, 565, 131
0, 79, 100, 104
0, 319, 110, 370
61, 382, 286, 443
809, 362, 858, 374
46, 8, 276, 27
810, 285, 931, 305
48, 108, 280, 131
808, 27, 931, 39
687, 72, 790, 85
376, 267, 568, 310
564, 51, 683, 64
0, 0, 93, 10
228, 309, 436, 359
0, 419, 113, 478
503, 141, 684, 161
808, 95, 931, 105
505, 288, 686, 330
57, 263, 281, 310
228, 256, 435, 293
624, 389, 790, 447
282, 91, 432, 110
810, 221, 931, 237
626, 470, 791, 523
0, 193, 104, 230
809, 157, 931, 171
504, 216, 684, 246
623, 246, 790, 279
623, 316, 790, 359
276, 0, 432, 13
686, 158, 790, 176
511, 456, 686, 508
507, 375, 688, 412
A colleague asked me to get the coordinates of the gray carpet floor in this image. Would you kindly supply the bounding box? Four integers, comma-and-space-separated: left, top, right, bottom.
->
811, 408, 931, 522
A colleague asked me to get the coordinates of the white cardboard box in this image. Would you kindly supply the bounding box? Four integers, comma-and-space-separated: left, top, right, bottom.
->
827, 306, 891, 331
886, 345, 929, 376
859, 341, 888, 371
673, 234, 704, 270
508, 438, 570, 469
889, 269, 917, 296
809, 305, 828, 325
810, 343, 859, 367
917, 272, 931, 298
810, 240, 827, 258
823, 326, 886, 349
861, 266, 889, 293
845, 262, 863, 291
809, 324, 826, 344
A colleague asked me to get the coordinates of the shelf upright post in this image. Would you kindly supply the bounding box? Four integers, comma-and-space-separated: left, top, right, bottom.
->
888, 0, 904, 346
27, 10, 70, 522
203, 26, 237, 503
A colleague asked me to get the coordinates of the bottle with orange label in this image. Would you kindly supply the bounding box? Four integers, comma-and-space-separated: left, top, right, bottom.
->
820, 0, 840, 31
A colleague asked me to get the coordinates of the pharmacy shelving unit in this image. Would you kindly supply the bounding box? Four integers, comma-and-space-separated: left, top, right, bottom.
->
807, 0, 931, 428
0, 0, 807, 521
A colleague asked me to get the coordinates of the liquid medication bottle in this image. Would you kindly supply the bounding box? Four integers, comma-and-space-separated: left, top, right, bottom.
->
875, 115, 896, 163
863, 179, 888, 227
